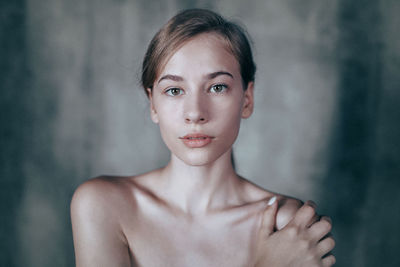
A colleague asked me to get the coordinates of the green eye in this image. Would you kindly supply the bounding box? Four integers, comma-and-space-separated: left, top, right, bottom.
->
165, 88, 183, 96
210, 84, 227, 93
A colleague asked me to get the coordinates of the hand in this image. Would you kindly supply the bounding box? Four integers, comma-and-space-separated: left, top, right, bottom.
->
254, 198, 336, 267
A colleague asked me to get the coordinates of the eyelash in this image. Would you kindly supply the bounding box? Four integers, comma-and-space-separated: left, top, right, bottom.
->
163, 83, 229, 97
165, 87, 184, 96
209, 83, 228, 94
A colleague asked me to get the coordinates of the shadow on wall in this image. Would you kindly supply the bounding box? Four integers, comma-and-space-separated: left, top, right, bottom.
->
0, 0, 30, 266
320, 0, 400, 266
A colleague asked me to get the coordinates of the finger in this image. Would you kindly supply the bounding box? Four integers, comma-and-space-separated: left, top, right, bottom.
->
317, 236, 335, 258
259, 196, 278, 237
309, 216, 332, 241
322, 254, 336, 266
307, 213, 321, 228
291, 200, 317, 228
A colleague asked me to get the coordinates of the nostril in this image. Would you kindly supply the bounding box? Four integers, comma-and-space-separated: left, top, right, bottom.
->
185, 115, 207, 123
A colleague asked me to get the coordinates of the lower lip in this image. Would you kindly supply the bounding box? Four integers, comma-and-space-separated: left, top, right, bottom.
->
181, 137, 213, 148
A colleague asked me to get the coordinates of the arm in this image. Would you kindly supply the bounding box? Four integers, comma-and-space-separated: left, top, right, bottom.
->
70, 178, 132, 267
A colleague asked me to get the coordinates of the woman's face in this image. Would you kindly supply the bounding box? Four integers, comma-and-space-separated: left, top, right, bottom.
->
149, 33, 254, 166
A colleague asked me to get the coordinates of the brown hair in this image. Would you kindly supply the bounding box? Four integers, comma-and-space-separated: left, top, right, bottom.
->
141, 8, 256, 96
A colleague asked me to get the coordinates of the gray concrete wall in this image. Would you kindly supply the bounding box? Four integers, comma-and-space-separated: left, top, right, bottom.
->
1, 0, 399, 266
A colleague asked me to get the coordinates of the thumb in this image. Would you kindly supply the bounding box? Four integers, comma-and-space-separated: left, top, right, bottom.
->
260, 196, 278, 237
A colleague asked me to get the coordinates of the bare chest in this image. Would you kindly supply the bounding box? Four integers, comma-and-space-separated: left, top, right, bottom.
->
122, 209, 261, 267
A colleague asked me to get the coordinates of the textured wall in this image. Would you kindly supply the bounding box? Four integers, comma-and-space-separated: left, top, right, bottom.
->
1, 0, 399, 266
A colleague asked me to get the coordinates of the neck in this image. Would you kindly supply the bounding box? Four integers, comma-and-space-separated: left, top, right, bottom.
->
159, 149, 243, 215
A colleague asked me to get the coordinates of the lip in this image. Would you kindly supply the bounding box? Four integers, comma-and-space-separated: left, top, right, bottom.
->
179, 133, 215, 148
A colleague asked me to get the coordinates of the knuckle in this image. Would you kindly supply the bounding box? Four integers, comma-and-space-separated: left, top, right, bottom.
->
299, 239, 311, 251
307, 255, 320, 267
313, 260, 321, 267
285, 226, 299, 238
303, 252, 313, 261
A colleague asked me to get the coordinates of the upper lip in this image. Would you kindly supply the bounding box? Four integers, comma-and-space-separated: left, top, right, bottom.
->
179, 133, 214, 139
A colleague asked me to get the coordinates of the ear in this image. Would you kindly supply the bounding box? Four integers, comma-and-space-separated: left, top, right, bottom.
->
241, 82, 254, 119
147, 88, 159, 124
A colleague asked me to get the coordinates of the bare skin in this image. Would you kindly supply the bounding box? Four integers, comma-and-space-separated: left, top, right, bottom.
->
255, 200, 336, 267
71, 159, 305, 267
71, 155, 335, 267
71, 32, 335, 266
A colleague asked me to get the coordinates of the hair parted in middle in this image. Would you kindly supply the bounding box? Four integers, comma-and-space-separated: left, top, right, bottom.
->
141, 8, 257, 97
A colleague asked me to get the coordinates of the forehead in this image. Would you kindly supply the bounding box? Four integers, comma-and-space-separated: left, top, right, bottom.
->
157, 33, 240, 78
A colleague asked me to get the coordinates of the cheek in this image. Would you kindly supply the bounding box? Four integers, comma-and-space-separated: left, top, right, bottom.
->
154, 99, 182, 122
216, 94, 243, 120
213, 100, 243, 136
156, 104, 182, 139
157, 119, 179, 154
158, 114, 178, 135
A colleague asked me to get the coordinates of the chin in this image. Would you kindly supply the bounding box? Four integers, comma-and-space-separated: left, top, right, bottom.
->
173, 147, 231, 167
177, 151, 216, 166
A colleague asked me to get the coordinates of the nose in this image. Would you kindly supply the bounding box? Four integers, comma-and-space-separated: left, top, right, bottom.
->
184, 92, 209, 124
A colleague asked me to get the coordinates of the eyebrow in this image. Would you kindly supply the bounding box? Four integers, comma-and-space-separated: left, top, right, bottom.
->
207, 71, 234, 80
157, 74, 184, 84
157, 71, 234, 84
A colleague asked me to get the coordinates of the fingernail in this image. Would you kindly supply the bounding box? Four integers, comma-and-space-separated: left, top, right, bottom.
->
323, 216, 332, 224
268, 196, 276, 206
307, 200, 317, 208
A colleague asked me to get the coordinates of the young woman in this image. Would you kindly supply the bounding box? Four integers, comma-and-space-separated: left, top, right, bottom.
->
71, 9, 335, 267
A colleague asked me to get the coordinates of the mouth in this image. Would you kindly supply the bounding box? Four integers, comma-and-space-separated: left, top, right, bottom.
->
179, 134, 214, 148
179, 134, 214, 139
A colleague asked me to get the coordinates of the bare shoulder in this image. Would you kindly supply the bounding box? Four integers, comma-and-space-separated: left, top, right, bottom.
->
70, 176, 137, 238
71, 176, 132, 214
239, 178, 303, 230
70, 176, 136, 266
70, 170, 162, 218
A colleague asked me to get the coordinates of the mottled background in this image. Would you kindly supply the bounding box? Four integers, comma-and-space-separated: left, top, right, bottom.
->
1, 0, 399, 266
